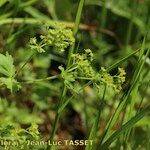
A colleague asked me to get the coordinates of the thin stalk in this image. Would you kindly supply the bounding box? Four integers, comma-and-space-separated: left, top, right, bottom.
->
46, 87, 66, 150
20, 75, 59, 84
83, 96, 89, 135
76, 77, 92, 80
137, 78, 150, 113
107, 48, 140, 71
14, 52, 35, 78
100, 0, 107, 39
67, 0, 85, 68
125, 17, 133, 49
86, 84, 107, 150
46, 1, 85, 150
125, 0, 137, 50
0, 18, 91, 31
58, 81, 92, 114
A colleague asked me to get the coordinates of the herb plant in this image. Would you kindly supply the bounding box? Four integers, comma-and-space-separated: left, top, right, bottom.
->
0, 0, 150, 150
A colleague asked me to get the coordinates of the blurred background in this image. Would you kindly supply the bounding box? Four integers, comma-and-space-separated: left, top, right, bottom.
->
0, 0, 150, 150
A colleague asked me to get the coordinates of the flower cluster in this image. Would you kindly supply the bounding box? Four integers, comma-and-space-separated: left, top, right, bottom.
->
71, 49, 95, 77
29, 24, 75, 53
59, 49, 126, 93
95, 67, 126, 92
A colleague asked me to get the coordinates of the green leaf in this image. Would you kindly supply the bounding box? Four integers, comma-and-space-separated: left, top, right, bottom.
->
101, 105, 150, 149
0, 77, 21, 92
0, 53, 16, 77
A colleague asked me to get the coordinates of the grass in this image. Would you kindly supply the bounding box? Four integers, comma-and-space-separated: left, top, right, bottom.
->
0, 0, 150, 150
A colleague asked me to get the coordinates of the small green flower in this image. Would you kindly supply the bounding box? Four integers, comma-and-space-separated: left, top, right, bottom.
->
29, 37, 37, 45
29, 37, 45, 53
71, 49, 95, 77
29, 24, 75, 53
41, 27, 75, 52
95, 67, 126, 93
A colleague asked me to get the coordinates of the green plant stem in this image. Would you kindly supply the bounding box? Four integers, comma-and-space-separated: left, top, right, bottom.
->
67, 0, 85, 68
86, 84, 107, 150
46, 85, 66, 150
58, 81, 92, 114
101, 0, 107, 28
100, 0, 107, 39
107, 48, 140, 71
20, 75, 59, 84
14, 52, 35, 77
125, 0, 137, 51
125, 17, 133, 48
46, 1, 85, 150
76, 77, 92, 80
0, 18, 90, 31
20, 76, 93, 85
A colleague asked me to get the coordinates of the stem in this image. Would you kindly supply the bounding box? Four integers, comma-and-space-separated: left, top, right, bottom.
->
14, 52, 35, 77
86, 84, 107, 150
125, 0, 137, 52
100, 0, 107, 28
58, 81, 92, 114
0, 18, 91, 31
46, 1, 85, 150
125, 18, 133, 49
76, 77, 92, 80
100, 0, 107, 39
67, 0, 85, 68
20, 75, 59, 84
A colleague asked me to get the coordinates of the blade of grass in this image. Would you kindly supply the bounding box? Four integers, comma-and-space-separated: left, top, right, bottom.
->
128, 76, 150, 146
100, 0, 107, 39
123, 41, 149, 142
24, 6, 50, 21
43, 0, 58, 20
107, 48, 140, 71
20, 0, 38, 9
125, 1, 136, 50
101, 105, 150, 149
124, 64, 150, 143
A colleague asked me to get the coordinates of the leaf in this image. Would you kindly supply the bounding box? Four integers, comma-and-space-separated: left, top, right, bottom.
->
0, 77, 21, 92
0, 53, 16, 77
101, 105, 150, 149
24, 6, 50, 21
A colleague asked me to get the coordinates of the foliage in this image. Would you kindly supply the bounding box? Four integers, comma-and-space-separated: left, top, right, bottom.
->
0, 123, 41, 150
0, 53, 20, 92
0, 0, 150, 150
